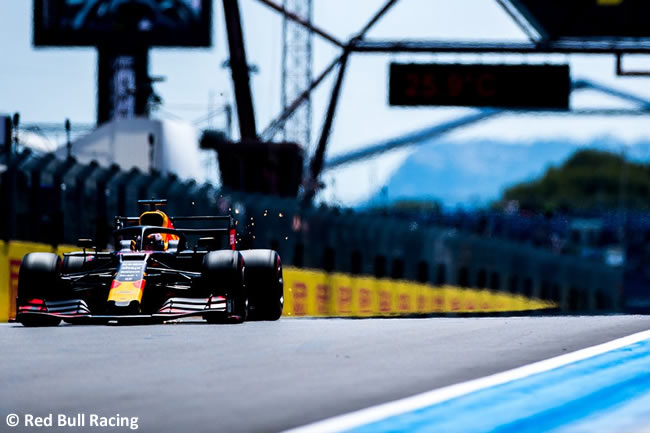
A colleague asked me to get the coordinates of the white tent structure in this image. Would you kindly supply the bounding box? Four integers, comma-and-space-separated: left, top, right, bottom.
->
54, 117, 217, 183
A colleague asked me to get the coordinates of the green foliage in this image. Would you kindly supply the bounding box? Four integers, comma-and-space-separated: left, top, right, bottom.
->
501, 149, 650, 212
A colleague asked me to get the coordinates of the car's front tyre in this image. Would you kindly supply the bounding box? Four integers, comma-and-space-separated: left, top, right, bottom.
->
241, 249, 283, 321
17, 253, 62, 327
202, 250, 247, 323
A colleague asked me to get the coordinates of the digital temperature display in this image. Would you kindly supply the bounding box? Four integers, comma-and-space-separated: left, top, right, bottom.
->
389, 63, 570, 110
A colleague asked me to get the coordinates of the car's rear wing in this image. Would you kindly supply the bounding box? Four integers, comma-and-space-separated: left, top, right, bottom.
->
171, 215, 234, 226
114, 215, 237, 250
114, 225, 237, 251
114, 215, 234, 229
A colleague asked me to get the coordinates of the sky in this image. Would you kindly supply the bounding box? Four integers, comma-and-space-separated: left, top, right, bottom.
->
3, 0, 650, 205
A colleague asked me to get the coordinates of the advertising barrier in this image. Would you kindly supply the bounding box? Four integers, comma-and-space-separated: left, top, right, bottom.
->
282, 268, 556, 317
0, 241, 77, 322
0, 241, 556, 322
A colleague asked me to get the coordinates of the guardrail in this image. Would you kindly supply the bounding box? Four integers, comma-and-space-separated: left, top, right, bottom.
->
3, 240, 615, 323
0, 241, 76, 322
282, 267, 555, 316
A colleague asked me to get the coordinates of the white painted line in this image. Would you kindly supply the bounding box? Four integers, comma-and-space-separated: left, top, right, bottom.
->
283, 329, 650, 433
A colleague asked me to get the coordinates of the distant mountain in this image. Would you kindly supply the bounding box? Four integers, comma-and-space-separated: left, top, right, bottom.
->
367, 137, 650, 208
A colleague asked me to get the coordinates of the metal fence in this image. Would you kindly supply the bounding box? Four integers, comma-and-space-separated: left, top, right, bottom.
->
0, 150, 626, 311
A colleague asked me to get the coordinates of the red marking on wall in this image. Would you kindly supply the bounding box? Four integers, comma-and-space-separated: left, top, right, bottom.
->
338, 286, 352, 313
359, 288, 372, 313
398, 294, 411, 311
417, 295, 427, 312
316, 284, 330, 315
379, 290, 392, 312
292, 282, 307, 316
433, 296, 444, 312
451, 297, 461, 311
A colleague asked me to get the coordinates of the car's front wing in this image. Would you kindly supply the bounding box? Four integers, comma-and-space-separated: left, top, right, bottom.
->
16, 296, 231, 324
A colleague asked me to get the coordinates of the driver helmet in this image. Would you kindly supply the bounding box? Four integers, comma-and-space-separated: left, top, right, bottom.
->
143, 233, 166, 251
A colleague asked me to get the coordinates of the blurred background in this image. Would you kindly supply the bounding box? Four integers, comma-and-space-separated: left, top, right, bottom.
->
4, 0, 650, 313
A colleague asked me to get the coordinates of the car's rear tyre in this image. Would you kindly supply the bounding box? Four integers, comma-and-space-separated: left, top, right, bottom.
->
17, 253, 62, 327
241, 249, 283, 321
202, 250, 247, 323
61, 255, 86, 274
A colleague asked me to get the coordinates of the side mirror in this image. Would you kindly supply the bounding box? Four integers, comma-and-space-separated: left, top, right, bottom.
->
77, 238, 94, 249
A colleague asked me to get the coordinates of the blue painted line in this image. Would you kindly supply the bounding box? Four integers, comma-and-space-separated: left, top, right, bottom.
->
557, 389, 650, 433
345, 339, 650, 433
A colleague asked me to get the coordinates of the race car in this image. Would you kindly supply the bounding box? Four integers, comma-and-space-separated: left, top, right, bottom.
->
15, 199, 283, 326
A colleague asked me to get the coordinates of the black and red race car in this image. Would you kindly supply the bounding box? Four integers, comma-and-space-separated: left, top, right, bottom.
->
16, 200, 283, 326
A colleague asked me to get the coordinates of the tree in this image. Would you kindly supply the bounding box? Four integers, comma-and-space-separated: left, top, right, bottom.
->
500, 149, 650, 212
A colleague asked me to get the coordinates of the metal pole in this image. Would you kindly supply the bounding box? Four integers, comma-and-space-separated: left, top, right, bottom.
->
254, 0, 344, 48
351, 40, 650, 54
494, 0, 542, 42
302, 0, 401, 202
1, 116, 10, 156
280, 0, 313, 149
225, 103, 233, 139
263, 53, 343, 140
353, 0, 401, 40
303, 51, 350, 203
5, 114, 18, 241
65, 118, 72, 158
12, 113, 19, 149
263, 0, 401, 141
223, 0, 258, 140
148, 133, 155, 173
323, 110, 500, 170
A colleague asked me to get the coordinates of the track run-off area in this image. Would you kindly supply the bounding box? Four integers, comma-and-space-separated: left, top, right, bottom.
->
1, 316, 650, 433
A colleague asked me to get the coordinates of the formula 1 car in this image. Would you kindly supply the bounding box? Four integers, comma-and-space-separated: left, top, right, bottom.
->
16, 200, 283, 326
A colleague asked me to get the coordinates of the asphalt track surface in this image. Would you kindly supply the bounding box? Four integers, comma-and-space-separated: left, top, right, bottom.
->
1, 315, 650, 433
